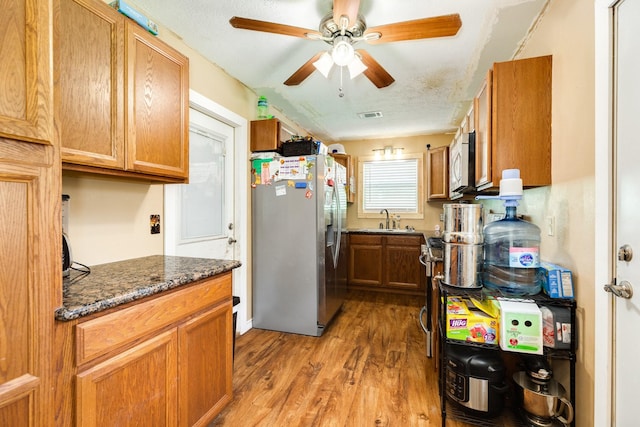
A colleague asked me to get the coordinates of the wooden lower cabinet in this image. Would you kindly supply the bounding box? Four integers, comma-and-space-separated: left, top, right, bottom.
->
349, 233, 426, 294
57, 273, 233, 426
76, 330, 179, 426
348, 234, 383, 286
178, 303, 233, 427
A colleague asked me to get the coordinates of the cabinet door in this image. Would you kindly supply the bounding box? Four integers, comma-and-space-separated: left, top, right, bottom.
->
331, 153, 356, 203
0, 140, 59, 427
76, 330, 178, 427
348, 234, 383, 287
466, 104, 475, 133
57, 0, 125, 169
178, 302, 233, 427
0, 0, 53, 144
426, 146, 449, 200
250, 118, 280, 152
384, 235, 425, 292
491, 55, 552, 188
474, 70, 492, 189
126, 23, 189, 179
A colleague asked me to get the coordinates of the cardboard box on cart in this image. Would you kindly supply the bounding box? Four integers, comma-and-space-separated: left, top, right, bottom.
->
446, 297, 500, 344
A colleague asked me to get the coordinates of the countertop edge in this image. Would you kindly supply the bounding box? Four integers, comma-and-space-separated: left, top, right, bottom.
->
55, 256, 241, 322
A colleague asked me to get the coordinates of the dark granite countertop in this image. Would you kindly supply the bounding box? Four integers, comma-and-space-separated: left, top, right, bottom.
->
348, 228, 444, 261
55, 255, 241, 322
348, 228, 423, 235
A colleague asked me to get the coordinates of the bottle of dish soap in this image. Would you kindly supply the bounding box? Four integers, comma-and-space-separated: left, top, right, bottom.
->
482, 169, 541, 295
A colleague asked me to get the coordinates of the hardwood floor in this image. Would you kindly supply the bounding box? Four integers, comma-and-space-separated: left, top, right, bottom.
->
209, 290, 474, 427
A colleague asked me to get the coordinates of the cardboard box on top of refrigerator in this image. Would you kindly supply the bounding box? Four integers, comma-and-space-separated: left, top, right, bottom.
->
446, 297, 500, 345
539, 261, 574, 299
110, 0, 159, 35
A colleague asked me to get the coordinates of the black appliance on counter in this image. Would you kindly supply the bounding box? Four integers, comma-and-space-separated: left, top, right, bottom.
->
445, 344, 508, 418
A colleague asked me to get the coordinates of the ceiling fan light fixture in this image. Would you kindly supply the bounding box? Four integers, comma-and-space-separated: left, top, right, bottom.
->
331, 38, 354, 67
313, 51, 334, 78
347, 55, 367, 79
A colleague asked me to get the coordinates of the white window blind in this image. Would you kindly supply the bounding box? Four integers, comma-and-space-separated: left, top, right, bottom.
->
362, 158, 419, 212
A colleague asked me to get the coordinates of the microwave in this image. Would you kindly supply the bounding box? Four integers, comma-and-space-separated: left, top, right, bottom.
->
450, 131, 476, 198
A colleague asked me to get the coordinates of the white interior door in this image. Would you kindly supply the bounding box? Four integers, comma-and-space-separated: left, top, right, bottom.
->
164, 108, 234, 259
611, 0, 640, 424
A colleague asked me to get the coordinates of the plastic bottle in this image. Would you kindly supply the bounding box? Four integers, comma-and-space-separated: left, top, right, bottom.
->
482, 169, 541, 295
257, 96, 268, 119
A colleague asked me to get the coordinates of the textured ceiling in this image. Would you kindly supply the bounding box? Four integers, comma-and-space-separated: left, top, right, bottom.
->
127, 0, 548, 142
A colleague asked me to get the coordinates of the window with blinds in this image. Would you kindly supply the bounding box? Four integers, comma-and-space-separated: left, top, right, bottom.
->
362, 158, 419, 213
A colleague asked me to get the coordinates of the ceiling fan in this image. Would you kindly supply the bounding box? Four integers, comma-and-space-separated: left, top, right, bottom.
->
229, 0, 462, 89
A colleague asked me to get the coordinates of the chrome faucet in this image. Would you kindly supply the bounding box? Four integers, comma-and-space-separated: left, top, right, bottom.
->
380, 209, 390, 229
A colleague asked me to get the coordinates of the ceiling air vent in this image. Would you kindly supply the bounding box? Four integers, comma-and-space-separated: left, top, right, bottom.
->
358, 111, 383, 119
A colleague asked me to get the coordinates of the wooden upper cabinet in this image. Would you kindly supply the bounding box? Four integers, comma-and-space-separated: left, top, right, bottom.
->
426, 145, 449, 200
57, 0, 189, 181
57, 0, 125, 169
250, 118, 281, 152
474, 71, 492, 189
0, 0, 53, 144
476, 55, 552, 191
126, 23, 189, 179
331, 153, 356, 203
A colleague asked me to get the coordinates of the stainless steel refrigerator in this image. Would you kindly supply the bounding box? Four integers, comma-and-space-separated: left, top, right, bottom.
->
251, 154, 347, 336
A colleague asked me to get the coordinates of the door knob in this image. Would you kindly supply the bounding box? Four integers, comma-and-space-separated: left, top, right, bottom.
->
604, 279, 633, 299
228, 237, 237, 244
618, 244, 633, 262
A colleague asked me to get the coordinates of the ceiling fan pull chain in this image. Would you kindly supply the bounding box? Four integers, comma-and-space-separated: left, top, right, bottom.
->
339, 66, 345, 97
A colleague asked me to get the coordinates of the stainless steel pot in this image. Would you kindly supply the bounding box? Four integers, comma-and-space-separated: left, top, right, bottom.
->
513, 371, 574, 426
442, 242, 483, 288
442, 204, 484, 244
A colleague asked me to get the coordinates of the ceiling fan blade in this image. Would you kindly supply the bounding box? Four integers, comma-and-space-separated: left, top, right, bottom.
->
364, 13, 462, 44
356, 50, 395, 88
230, 16, 321, 39
284, 52, 326, 86
333, 0, 361, 28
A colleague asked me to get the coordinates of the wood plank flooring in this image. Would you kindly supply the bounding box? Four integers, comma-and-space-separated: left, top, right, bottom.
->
209, 290, 475, 427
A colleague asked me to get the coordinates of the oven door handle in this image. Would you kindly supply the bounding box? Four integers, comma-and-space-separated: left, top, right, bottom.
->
420, 306, 433, 358
419, 306, 429, 334
419, 254, 429, 266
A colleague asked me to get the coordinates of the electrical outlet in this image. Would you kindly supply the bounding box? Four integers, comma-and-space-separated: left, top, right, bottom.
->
546, 216, 555, 236
150, 214, 160, 234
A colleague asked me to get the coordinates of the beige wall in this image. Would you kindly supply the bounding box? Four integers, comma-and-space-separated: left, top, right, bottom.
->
340, 133, 454, 232
483, 1, 595, 425
62, 175, 165, 265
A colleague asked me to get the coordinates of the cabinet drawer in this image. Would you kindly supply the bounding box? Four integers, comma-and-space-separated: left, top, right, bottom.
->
350, 234, 383, 245
76, 272, 232, 365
